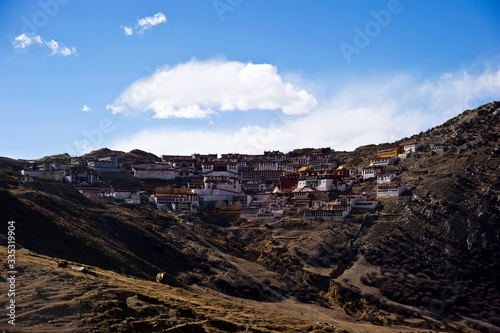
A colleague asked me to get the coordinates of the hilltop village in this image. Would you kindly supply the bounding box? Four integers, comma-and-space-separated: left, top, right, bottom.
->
20, 143, 447, 222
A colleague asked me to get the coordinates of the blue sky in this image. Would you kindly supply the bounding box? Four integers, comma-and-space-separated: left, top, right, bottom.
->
1, 0, 500, 159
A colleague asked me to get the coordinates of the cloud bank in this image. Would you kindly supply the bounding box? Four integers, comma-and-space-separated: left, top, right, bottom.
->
111, 60, 500, 156
13, 34, 77, 56
122, 12, 166, 36
107, 59, 317, 119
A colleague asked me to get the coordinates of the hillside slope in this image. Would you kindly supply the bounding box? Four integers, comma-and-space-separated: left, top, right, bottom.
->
0, 102, 499, 332
0, 247, 339, 333
338, 102, 500, 331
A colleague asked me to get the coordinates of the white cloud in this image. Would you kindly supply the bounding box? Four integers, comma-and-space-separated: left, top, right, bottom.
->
123, 12, 166, 36
13, 33, 42, 48
106, 104, 124, 114
12, 33, 77, 56
107, 59, 317, 119
122, 26, 133, 36
138, 12, 167, 33
81, 105, 93, 112
111, 65, 500, 155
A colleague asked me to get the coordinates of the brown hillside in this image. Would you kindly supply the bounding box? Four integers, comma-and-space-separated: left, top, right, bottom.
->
1, 101, 499, 332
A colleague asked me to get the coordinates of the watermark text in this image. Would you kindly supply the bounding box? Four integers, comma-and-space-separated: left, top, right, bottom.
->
6, 221, 17, 326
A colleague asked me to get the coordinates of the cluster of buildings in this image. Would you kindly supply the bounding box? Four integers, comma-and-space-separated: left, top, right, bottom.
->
21, 156, 139, 204
21, 156, 117, 184
21, 142, 433, 222
145, 145, 419, 221
239, 195, 294, 221
358, 144, 418, 198
303, 194, 379, 222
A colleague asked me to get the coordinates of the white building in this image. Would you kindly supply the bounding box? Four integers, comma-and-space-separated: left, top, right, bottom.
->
334, 195, 364, 206
201, 161, 239, 176
255, 212, 281, 221
352, 200, 379, 209
258, 162, 280, 171
236, 159, 247, 169
103, 191, 141, 204
342, 176, 359, 187
192, 153, 218, 162
262, 150, 285, 161
293, 156, 310, 165
240, 207, 260, 218
338, 195, 378, 209
250, 196, 292, 212
377, 183, 412, 198
162, 154, 193, 162
403, 143, 421, 153
65, 169, 101, 185
152, 193, 199, 212
295, 175, 344, 192
377, 172, 397, 184
108, 190, 138, 201
191, 176, 250, 205
315, 195, 378, 211
370, 156, 398, 166
132, 163, 176, 180
362, 166, 383, 180
293, 186, 319, 199
124, 195, 141, 205
240, 207, 280, 220
221, 153, 245, 160
398, 152, 410, 159
303, 205, 351, 222
74, 185, 114, 195
432, 144, 448, 154
172, 159, 199, 177
87, 155, 120, 172
282, 164, 303, 173
21, 169, 65, 182
240, 195, 290, 220
242, 180, 269, 193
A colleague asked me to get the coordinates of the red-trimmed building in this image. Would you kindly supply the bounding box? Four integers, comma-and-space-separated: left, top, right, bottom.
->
278, 173, 300, 191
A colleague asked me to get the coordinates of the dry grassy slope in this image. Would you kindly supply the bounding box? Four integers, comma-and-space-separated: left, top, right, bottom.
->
0, 180, 239, 285
0, 187, 167, 281
0, 157, 26, 183
0, 180, 312, 296
0, 247, 339, 333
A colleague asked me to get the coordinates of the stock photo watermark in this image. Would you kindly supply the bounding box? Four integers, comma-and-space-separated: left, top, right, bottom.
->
7, 0, 70, 45
66, 118, 115, 157
339, 0, 403, 64
213, 0, 243, 21
6, 221, 17, 326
